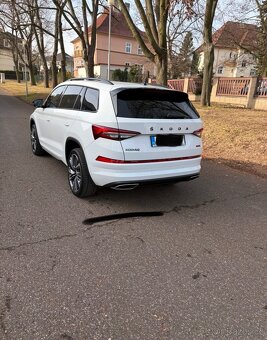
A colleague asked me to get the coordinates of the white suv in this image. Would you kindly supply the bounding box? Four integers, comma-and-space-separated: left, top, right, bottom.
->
30, 78, 203, 197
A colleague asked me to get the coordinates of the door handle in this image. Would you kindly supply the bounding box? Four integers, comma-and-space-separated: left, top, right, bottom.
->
64, 123, 70, 127
46, 119, 50, 122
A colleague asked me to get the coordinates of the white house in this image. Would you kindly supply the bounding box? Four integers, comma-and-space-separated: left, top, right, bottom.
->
0, 31, 17, 71
197, 21, 258, 77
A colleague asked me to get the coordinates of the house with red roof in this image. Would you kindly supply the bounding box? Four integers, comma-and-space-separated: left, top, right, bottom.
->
71, 7, 154, 79
197, 21, 259, 77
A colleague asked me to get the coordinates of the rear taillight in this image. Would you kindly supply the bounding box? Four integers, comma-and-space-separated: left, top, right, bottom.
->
193, 128, 203, 138
92, 125, 140, 141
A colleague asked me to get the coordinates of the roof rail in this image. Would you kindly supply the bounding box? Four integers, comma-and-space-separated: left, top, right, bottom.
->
69, 77, 114, 85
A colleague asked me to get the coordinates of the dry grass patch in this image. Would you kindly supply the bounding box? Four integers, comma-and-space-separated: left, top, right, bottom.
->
196, 103, 267, 177
0, 80, 50, 104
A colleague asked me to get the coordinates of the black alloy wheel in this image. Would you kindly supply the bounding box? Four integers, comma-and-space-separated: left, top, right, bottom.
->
30, 123, 46, 155
67, 148, 97, 197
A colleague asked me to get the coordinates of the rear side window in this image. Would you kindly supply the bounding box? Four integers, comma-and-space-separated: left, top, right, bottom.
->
117, 89, 200, 119
59, 85, 83, 109
45, 85, 66, 108
81, 88, 99, 112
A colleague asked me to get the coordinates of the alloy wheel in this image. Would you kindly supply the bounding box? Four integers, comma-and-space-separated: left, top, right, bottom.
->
31, 126, 37, 152
68, 153, 82, 193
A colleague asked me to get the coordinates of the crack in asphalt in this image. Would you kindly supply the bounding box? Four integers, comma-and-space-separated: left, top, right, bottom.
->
165, 199, 217, 214
0, 233, 78, 252
0, 191, 265, 252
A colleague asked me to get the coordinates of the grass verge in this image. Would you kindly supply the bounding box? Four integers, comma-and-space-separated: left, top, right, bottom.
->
196, 103, 267, 178
0, 79, 50, 104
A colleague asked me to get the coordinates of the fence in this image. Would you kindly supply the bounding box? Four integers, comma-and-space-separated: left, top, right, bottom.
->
255, 78, 267, 97
188, 78, 202, 94
216, 77, 250, 96
167, 79, 184, 91
165, 76, 266, 110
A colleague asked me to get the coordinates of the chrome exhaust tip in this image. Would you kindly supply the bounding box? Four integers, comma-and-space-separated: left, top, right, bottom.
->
111, 183, 139, 191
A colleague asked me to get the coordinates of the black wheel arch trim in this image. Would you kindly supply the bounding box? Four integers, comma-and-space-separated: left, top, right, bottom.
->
65, 137, 83, 162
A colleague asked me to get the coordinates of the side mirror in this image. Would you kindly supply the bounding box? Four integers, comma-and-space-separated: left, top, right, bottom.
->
32, 99, 44, 108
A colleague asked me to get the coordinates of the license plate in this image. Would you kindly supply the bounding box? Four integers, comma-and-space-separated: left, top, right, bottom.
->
150, 135, 184, 147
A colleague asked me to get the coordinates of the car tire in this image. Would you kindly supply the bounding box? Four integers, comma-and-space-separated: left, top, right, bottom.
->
67, 148, 97, 197
30, 123, 46, 156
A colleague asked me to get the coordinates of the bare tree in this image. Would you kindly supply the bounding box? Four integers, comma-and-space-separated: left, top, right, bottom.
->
117, 0, 169, 85
255, 0, 267, 76
63, 0, 99, 77
201, 0, 218, 106
167, 0, 201, 78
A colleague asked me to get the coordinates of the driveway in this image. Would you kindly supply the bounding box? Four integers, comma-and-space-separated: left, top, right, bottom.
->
0, 90, 266, 339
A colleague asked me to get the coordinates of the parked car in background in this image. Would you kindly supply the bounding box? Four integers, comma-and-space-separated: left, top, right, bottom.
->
30, 78, 203, 197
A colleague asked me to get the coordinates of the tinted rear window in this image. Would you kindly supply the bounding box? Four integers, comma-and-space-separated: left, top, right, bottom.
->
59, 85, 83, 109
117, 89, 199, 119
81, 88, 99, 112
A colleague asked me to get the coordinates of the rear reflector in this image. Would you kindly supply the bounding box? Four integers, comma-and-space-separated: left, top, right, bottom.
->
193, 128, 203, 138
92, 125, 140, 141
96, 155, 201, 164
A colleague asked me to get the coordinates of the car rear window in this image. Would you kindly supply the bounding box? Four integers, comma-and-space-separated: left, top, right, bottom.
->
116, 88, 199, 119
59, 85, 83, 109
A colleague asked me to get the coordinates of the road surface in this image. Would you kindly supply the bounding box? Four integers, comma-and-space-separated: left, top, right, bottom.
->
0, 90, 266, 339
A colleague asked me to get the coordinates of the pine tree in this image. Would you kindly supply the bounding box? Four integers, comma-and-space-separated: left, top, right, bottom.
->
173, 32, 194, 78
191, 51, 200, 76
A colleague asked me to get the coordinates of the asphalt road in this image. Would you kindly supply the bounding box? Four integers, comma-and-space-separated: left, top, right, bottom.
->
0, 90, 266, 340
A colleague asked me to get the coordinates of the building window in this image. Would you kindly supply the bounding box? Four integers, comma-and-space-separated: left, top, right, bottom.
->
125, 42, 132, 54
241, 60, 247, 67
4, 39, 9, 48
125, 62, 130, 67
137, 45, 143, 55
250, 68, 256, 76
217, 66, 224, 74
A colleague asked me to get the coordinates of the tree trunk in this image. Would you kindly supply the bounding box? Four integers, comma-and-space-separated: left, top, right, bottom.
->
13, 53, 21, 83
52, 8, 59, 88
88, 51, 94, 78
58, 4, 67, 81
201, 0, 218, 106
201, 43, 214, 106
28, 59, 35, 86
155, 53, 168, 85
27, 47, 36, 86
42, 63, 49, 88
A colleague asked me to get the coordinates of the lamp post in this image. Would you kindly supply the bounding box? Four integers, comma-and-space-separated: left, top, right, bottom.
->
107, 0, 114, 80
23, 40, 28, 97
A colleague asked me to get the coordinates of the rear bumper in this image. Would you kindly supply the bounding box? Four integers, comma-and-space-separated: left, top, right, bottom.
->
104, 173, 200, 188
89, 156, 202, 187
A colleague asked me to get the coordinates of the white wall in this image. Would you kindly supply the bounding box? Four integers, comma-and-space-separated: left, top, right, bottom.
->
0, 49, 14, 70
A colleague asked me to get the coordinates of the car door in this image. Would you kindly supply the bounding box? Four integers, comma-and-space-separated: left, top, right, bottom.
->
37, 85, 67, 154
45, 85, 85, 160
